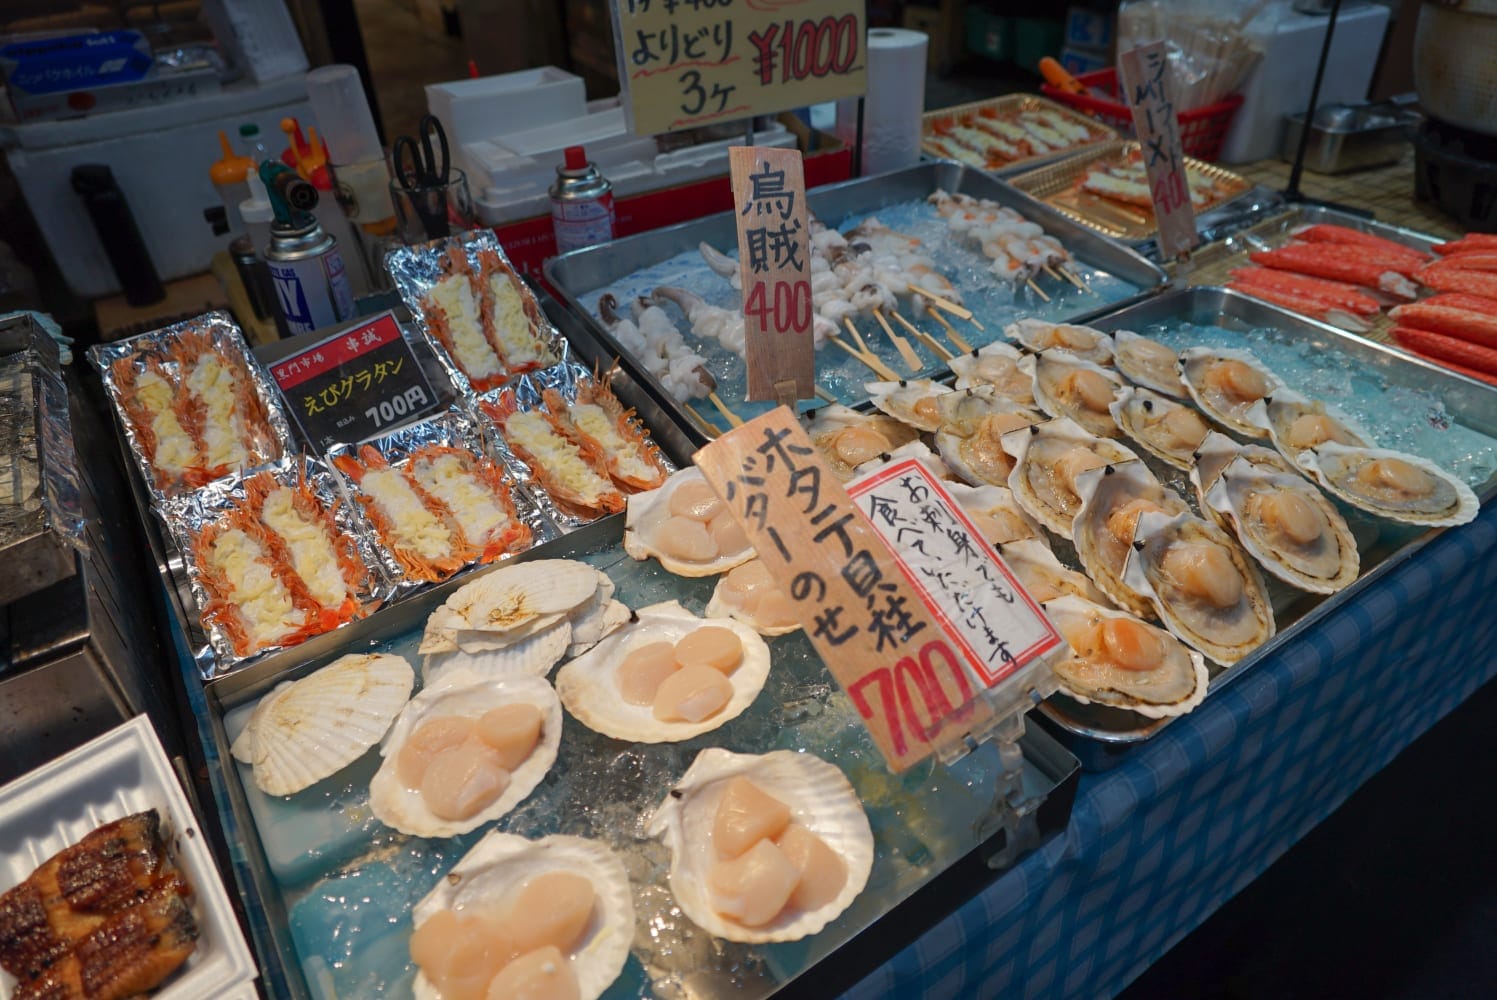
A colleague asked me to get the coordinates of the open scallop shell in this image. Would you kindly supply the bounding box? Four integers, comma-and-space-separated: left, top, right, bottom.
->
865, 379, 953, 433
705, 559, 802, 637
949, 341, 1038, 407
805, 405, 921, 482
934, 387, 1042, 487
645, 748, 873, 944
1260, 388, 1372, 468
423, 621, 574, 686
369, 669, 563, 838
230, 652, 413, 797
1205, 457, 1360, 593
567, 573, 631, 657
1071, 462, 1189, 619
1298, 442, 1479, 527
1002, 416, 1143, 536
1005, 318, 1115, 366
554, 601, 771, 742
1043, 595, 1208, 718
1177, 347, 1283, 439
1190, 431, 1301, 525
1112, 330, 1187, 398
852, 439, 957, 481
623, 467, 754, 577
1108, 387, 1212, 471
1123, 510, 1276, 665
945, 482, 1044, 545
411, 832, 634, 1000
419, 559, 601, 655
996, 537, 1112, 606
1031, 351, 1126, 439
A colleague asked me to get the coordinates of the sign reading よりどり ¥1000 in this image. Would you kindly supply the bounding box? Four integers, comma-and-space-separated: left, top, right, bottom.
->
610, 0, 867, 136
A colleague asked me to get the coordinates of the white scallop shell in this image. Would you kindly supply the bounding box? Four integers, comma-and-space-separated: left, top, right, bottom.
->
567, 570, 630, 656
949, 341, 1037, 407
934, 389, 1042, 488
865, 378, 953, 432
554, 601, 771, 742
1122, 510, 1276, 665
705, 560, 802, 637
370, 669, 562, 838
623, 467, 755, 577
1259, 388, 1373, 468
1205, 457, 1360, 593
411, 832, 634, 1000
1070, 461, 1189, 618
645, 748, 873, 944
1031, 351, 1127, 438
423, 621, 574, 686
1112, 329, 1187, 398
1297, 442, 1479, 527
944, 482, 1044, 545
1042, 595, 1208, 718
1005, 318, 1115, 366
419, 559, 601, 654
1177, 347, 1283, 439
996, 537, 1112, 606
1107, 386, 1211, 471
230, 653, 413, 797
1190, 431, 1301, 525
852, 439, 957, 481
1001, 416, 1143, 536
805, 405, 920, 481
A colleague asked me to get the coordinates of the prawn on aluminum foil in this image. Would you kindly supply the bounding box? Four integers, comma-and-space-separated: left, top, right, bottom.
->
404, 442, 533, 563
109, 354, 206, 491
475, 247, 555, 375
169, 327, 279, 480
419, 244, 512, 393
541, 381, 670, 493
479, 390, 626, 520
333, 443, 479, 582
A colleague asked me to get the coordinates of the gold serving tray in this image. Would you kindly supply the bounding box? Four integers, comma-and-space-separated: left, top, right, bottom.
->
1008, 140, 1251, 241
920, 93, 1118, 176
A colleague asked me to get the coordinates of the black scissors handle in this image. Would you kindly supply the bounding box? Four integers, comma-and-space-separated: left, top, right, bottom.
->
394, 114, 450, 190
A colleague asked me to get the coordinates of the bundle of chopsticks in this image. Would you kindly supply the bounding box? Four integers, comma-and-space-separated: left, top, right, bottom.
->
1117, 0, 1270, 109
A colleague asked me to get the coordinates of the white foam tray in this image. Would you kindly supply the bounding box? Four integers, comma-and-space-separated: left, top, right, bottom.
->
0, 715, 258, 999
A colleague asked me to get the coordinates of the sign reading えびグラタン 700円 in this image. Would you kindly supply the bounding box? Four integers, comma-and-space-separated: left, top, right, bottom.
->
610, 0, 867, 136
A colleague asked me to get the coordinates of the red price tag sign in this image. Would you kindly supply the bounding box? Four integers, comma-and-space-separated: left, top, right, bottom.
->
694, 410, 1060, 771
729, 146, 815, 404
1118, 41, 1199, 259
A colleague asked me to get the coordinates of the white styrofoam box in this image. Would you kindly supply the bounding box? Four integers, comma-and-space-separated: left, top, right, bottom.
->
0, 77, 312, 298
425, 66, 587, 150
1218, 1, 1390, 164
0, 715, 257, 999
200, 0, 309, 84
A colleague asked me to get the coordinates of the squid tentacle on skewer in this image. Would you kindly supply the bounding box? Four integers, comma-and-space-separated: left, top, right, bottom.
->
597, 293, 714, 403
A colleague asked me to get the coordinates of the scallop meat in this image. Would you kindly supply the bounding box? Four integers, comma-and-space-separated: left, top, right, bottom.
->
1177, 347, 1283, 439
623, 466, 754, 577
705, 558, 801, 636
1112, 330, 1187, 398
934, 387, 1042, 487
645, 748, 873, 943
1044, 595, 1208, 718
805, 405, 920, 481
1298, 442, 1478, 527
1031, 350, 1127, 438
1006, 318, 1114, 365
1260, 388, 1372, 466
1071, 461, 1189, 619
949, 341, 1037, 407
1108, 387, 1211, 471
865, 378, 953, 433
1190, 431, 1301, 524
1002, 416, 1143, 536
996, 537, 1112, 606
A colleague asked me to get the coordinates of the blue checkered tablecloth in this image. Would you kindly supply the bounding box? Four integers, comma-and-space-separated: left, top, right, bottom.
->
846, 500, 1497, 999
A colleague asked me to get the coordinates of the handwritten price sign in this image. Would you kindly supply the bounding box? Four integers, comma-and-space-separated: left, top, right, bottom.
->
1117, 42, 1199, 258
611, 0, 867, 136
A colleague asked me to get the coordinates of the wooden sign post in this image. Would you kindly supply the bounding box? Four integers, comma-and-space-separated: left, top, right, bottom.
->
694, 409, 1063, 772
1117, 42, 1199, 259
728, 146, 815, 405
610, 0, 867, 136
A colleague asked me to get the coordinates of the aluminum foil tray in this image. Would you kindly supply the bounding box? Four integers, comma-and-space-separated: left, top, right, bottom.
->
921, 93, 1119, 177
1034, 286, 1497, 767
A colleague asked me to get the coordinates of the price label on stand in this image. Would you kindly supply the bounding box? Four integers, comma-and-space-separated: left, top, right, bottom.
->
1117, 41, 1199, 259
729, 146, 814, 403
609, 0, 867, 136
693, 409, 1063, 772
270, 311, 440, 450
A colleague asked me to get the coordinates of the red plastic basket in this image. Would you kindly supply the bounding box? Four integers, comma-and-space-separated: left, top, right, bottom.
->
1040, 68, 1243, 162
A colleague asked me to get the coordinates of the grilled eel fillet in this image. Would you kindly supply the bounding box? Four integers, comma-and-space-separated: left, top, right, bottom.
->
0, 811, 198, 998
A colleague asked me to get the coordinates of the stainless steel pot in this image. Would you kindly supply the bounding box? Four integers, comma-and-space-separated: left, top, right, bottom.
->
1413, 0, 1497, 136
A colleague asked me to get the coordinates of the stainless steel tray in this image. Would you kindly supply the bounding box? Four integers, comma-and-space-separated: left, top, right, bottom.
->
545, 161, 1168, 444
1036, 286, 1497, 768
921, 93, 1119, 177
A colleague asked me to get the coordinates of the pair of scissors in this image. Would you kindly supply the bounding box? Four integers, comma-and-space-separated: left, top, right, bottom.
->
392, 114, 453, 239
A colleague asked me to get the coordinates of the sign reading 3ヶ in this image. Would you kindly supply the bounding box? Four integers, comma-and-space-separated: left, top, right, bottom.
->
611, 0, 868, 135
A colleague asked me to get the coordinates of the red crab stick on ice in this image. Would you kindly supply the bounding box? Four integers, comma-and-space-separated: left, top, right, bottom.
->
1249, 246, 1419, 299
1388, 301, 1497, 349
1225, 279, 1370, 331
1391, 327, 1497, 385
1291, 224, 1433, 262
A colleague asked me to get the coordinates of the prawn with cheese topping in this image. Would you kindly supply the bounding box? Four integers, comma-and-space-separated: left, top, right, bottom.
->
476, 248, 552, 373
480, 392, 625, 519
191, 510, 327, 656
111, 356, 203, 490
542, 383, 669, 492
406, 444, 532, 562
420, 245, 510, 391
334, 443, 477, 581
243, 469, 367, 623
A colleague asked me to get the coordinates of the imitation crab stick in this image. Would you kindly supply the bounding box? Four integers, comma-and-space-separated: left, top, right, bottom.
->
1228, 267, 1381, 316
1391, 327, 1497, 384
1433, 234, 1497, 255
1292, 224, 1432, 262
1418, 292, 1497, 318
1387, 302, 1497, 349
1416, 266, 1497, 300
1417, 253, 1497, 277
1249, 247, 1419, 299
1225, 278, 1370, 332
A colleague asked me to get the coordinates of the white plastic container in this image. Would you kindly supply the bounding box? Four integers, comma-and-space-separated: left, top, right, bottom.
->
424, 66, 587, 150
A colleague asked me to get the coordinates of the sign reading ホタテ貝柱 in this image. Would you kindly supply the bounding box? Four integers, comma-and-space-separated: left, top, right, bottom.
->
610, 0, 867, 136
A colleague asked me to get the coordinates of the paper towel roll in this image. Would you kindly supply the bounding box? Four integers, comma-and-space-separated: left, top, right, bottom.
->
837, 28, 928, 176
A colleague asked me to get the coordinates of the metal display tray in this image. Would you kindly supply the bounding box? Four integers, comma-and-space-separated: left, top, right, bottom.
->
920, 93, 1120, 177
544, 160, 1168, 445
1035, 286, 1497, 769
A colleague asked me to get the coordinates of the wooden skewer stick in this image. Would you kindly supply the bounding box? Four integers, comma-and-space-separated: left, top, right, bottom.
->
908, 284, 973, 321
842, 317, 872, 355
1042, 264, 1067, 284
1059, 265, 1092, 293
828, 336, 900, 381
814, 384, 837, 404
706, 391, 744, 428
873, 308, 924, 373
927, 309, 974, 354
1025, 279, 1052, 303
890, 310, 954, 362
684, 403, 722, 439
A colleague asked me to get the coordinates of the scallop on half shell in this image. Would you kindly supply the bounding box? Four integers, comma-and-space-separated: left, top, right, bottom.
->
949, 341, 1037, 407
934, 386, 1042, 487
1002, 417, 1143, 536
554, 601, 771, 742
1071, 461, 1190, 619
945, 482, 1044, 545
1123, 510, 1276, 665
1177, 347, 1283, 439
369, 669, 563, 838
1112, 330, 1187, 398
1108, 387, 1212, 471
1005, 318, 1115, 366
230, 652, 414, 797
1043, 595, 1209, 718
1032, 350, 1127, 439
1190, 431, 1301, 525
646, 748, 874, 944
805, 405, 920, 481
705, 558, 801, 637
1260, 388, 1371, 467
996, 536, 1112, 606
866, 378, 953, 433
1205, 457, 1360, 593
410, 832, 634, 1000
1298, 442, 1478, 527
624, 467, 754, 577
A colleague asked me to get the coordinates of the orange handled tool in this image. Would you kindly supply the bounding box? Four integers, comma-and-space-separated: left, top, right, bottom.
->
1039, 57, 1087, 95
